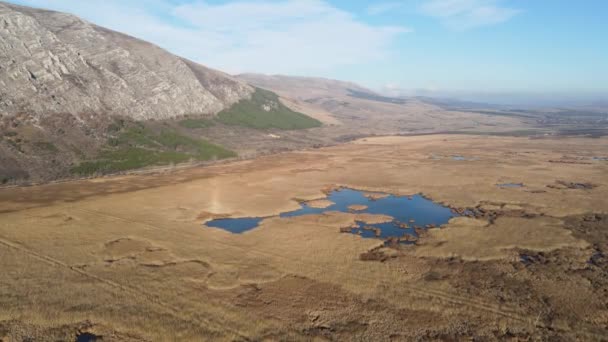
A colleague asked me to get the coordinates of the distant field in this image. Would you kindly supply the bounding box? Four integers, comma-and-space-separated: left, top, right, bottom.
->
216, 88, 322, 129
440, 129, 546, 137
72, 123, 235, 175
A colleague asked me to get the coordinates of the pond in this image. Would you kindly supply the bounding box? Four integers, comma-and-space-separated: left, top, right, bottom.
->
497, 183, 524, 188
206, 217, 264, 234
76, 333, 101, 342
204, 188, 458, 242
451, 155, 478, 161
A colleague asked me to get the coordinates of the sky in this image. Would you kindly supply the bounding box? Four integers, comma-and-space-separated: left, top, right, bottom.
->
8, 0, 608, 104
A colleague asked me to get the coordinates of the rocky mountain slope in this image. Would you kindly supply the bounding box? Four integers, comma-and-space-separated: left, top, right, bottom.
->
0, 1, 253, 120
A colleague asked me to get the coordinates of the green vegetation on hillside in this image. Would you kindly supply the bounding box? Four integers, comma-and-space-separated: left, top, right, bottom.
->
216, 88, 322, 130
72, 123, 235, 176
71, 88, 320, 176
178, 118, 215, 129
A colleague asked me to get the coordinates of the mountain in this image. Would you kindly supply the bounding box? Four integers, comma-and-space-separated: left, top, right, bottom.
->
237, 73, 527, 135
0, 2, 253, 120
0, 2, 324, 184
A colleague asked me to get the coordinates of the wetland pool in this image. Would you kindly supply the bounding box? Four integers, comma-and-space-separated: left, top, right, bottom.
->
205, 188, 458, 242
206, 217, 264, 234
76, 333, 101, 342
497, 183, 524, 188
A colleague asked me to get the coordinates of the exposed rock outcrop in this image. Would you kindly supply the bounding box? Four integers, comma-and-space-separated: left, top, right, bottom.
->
0, 1, 253, 121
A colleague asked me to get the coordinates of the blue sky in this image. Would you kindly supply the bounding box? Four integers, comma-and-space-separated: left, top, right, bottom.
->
8, 0, 608, 103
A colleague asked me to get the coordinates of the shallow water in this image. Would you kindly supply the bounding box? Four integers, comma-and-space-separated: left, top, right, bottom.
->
77, 333, 100, 342
497, 183, 524, 188
205, 217, 263, 234
451, 155, 478, 161
519, 254, 536, 266
205, 188, 458, 241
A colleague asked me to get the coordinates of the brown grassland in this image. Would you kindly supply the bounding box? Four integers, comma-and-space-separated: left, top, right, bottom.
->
1, 134, 607, 341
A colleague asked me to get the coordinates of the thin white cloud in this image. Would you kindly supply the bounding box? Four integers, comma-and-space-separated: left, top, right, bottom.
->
366, 2, 403, 15
13, 0, 410, 75
421, 0, 519, 30
380, 83, 439, 97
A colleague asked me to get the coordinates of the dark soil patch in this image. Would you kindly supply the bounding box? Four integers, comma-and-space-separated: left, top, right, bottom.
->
547, 181, 597, 190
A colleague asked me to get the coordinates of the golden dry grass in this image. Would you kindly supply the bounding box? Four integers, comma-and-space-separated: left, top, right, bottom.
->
305, 199, 335, 209
1, 134, 607, 340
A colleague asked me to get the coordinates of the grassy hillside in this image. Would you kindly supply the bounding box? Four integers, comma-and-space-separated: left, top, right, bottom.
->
71, 88, 320, 176
216, 88, 322, 129
178, 118, 215, 129
72, 123, 235, 175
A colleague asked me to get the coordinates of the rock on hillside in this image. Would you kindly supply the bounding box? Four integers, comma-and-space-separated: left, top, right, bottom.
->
0, 1, 253, 121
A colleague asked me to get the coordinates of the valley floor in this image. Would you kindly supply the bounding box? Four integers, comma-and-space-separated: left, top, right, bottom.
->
0, 134, 607, 341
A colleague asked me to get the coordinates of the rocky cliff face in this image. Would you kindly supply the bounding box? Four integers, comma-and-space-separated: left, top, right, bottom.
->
0, 1, 253, 121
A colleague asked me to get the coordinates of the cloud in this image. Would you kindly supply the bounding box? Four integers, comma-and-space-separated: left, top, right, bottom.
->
379, 83, 439, 97
13, 0, 410, 75
420, 0, 519, 30
366, 2, 403, 15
